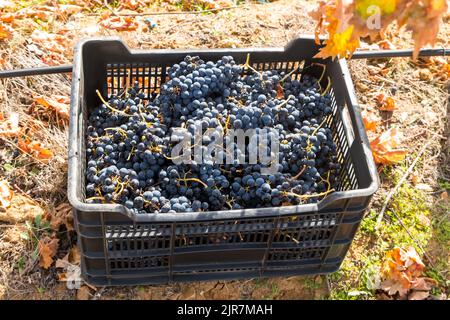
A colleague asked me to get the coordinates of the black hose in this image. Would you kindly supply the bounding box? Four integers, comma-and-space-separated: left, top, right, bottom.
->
0, 48, 448, 78
351, 48, 449, 59
0, 64, 72, 78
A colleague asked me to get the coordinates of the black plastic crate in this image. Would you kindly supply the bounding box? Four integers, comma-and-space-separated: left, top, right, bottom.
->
68, 36, 379, 286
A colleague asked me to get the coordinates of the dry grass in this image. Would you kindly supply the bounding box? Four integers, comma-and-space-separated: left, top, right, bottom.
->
0, 0, 448, 300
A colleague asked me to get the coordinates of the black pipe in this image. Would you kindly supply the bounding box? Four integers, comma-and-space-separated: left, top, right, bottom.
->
0, 64, 72, 78
351, 48, 449, 59
0, 48, 448, 78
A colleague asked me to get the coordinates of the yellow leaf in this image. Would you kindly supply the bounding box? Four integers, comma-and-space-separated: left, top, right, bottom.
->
355, 0, 397, 19
38, 237, 59, 269
0, 179, 13, 209
315, 25, 360, 59
311, 0, 447, 61
430, 0, 447, 12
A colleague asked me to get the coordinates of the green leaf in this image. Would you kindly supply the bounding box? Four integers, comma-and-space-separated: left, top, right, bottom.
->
34, 214, 42, 228
3, 163, 14, 172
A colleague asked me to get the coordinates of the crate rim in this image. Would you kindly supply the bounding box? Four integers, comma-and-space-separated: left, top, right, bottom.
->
68, 36, 379, 223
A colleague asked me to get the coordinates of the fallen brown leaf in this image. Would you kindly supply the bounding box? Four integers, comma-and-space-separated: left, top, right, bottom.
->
99, 15, 140, 32
370, 128, 408, 165
411, 277, 435, 291
34, 95, 70, 120
69, 246, 81, 265
0, 179, 13, 209
408, 290, 429, 300
18, 137, 54, 163
0, 194, 44, 223
380, 247, 426, 297
48, 202, 73, 231
0, 22, 13, 41
38, 236, 59, 269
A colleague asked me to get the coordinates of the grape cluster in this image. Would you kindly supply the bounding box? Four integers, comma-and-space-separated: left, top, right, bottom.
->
85, 55, 340, 214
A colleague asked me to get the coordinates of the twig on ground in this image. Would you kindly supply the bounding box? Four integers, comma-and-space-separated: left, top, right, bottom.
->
375, 134, 436, 229
88, 5, 247, 17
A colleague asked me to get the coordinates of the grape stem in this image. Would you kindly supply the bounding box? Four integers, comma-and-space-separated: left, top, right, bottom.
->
177, 177, 208, 188
282, 188, 335, 201
321, 76, 332, 96
242, 53, 262, 79
292, 165, 307, 180
275, 94, 295, 109
96, 90, 131, 117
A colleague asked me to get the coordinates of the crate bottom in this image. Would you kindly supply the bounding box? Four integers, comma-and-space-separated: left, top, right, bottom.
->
82, 260, 342, 286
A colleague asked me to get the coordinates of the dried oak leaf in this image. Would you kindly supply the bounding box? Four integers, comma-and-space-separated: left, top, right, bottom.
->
99, 15, 139, 32
38, 236, 59, 269
0, 22, 13, 41
48, 202, 73, 231
408, 290, 429, 300
69, 246, 81, 265
0, 179, 13, 209
18, 137, 54, 163
411, 277, 435, 291
34, 95, 70, 120
55, 245, 80, 269
0, 194, 44, 223
0, 13, 14, 23
370, 128, 407, 165
30, 30, 68, 56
